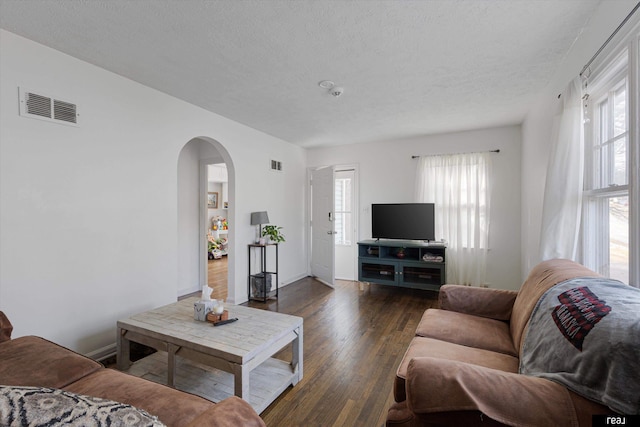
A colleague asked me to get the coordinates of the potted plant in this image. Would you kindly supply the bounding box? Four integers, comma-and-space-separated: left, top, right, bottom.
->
262, 225, 285, 243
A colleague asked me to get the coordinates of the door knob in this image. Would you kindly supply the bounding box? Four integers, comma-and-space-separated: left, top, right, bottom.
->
327, 231, 336, 234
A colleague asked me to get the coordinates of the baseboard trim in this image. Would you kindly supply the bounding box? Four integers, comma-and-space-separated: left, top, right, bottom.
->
178, 285, 200, 298
281, 273, 309, 287
85, 342, 117, 362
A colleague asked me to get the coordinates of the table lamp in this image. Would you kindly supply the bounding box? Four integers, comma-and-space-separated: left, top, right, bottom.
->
250, 211, 269, 243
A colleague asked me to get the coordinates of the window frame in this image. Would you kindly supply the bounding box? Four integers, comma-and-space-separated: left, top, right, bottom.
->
334, 175, 353, 247
580, 26, 639, 287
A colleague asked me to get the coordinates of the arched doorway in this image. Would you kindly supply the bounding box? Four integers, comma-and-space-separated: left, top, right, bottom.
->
177, 137, 236, 302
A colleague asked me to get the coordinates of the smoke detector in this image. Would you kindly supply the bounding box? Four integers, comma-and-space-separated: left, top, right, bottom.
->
329, 86, 344, 97
318, 80, 344, 97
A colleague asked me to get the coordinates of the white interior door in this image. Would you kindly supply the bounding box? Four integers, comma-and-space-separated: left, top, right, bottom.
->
311, 166, 335, 287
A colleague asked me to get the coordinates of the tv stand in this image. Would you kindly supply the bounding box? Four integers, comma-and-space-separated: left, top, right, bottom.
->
357, 239, 446, 292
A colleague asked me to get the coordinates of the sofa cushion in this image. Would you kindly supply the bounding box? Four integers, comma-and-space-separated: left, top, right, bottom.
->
64, 369, 215, 427
438, 285, 518, 321
415, 309, 516, 356
0, 336, 102, 388
510, 259, 600, 354
394, 337, 519, 402
404, 357, 580, 427
0, 385, 165, 426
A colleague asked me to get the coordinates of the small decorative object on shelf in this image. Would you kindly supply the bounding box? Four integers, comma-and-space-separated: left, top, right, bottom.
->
210, 216, 228, 230
422, 252, 444, 262
207, 192, 218, 209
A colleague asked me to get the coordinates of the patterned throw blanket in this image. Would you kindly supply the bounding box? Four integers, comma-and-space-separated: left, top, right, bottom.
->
0, 386, 165, 426
520, 277, 640, 415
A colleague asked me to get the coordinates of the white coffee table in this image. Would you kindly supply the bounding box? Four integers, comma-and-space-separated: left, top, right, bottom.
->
116, 297, 303, 413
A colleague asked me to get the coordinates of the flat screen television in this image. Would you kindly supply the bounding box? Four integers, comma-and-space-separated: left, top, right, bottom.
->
372, 203, 435, 241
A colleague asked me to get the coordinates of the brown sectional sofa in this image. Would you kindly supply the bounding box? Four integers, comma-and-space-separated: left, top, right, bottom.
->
387, 259, 621, 427
0, 312, 265, 427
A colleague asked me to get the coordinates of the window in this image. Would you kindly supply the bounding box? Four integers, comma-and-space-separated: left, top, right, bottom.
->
334, 173, 353, 246
582, 44, 636, 285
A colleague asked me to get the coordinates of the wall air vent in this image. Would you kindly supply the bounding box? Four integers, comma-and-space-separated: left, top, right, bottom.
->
53, 99, 77, 123
270, 159, 283, 172
25, 92, 51, 118
19, 87, 79, 126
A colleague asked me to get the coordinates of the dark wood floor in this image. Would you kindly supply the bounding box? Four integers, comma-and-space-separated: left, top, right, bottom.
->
245, 277, 439, 427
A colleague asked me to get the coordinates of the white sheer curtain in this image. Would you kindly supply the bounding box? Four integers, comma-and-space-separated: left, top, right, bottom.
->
539, 76, 583, 261
415, 152, 492, 285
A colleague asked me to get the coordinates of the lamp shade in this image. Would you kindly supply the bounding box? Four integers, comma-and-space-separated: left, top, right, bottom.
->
250, 211, 269, 225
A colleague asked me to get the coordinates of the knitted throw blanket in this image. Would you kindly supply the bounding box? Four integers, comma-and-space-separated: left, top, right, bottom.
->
520, 277, 640, 415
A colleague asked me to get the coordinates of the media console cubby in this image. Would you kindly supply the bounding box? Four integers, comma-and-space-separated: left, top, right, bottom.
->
357, 239, 446, 292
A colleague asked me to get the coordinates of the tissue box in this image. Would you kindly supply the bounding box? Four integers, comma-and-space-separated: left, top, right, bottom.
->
194, 301, 216, 321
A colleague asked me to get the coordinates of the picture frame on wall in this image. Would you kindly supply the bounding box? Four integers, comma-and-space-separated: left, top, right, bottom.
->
207, 192, 218, 209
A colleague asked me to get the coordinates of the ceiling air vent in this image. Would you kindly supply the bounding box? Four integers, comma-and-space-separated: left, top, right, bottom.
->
270, 159, 283, 172
19, 87, 79, 126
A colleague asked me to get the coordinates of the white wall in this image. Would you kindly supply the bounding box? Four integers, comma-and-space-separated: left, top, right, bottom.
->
520, 1, 639, 278
0, 30, 307, 355
307, 125, 522, 290
177, 140, 203, 296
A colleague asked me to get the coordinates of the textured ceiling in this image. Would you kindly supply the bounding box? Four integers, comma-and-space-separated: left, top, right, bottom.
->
0, 0, 601, 147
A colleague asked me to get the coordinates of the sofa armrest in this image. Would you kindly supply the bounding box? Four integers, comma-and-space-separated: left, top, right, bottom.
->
405, 357, 579, 427
438, 285, 518, 320
0, 312, 13, 342
185, 396, 265, 427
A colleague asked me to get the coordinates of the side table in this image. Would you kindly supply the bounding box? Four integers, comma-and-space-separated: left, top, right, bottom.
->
248, 243, 278, 302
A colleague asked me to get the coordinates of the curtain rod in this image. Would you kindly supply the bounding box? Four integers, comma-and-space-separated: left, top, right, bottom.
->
411, 149, 500, 159
580, 2, 640, 77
